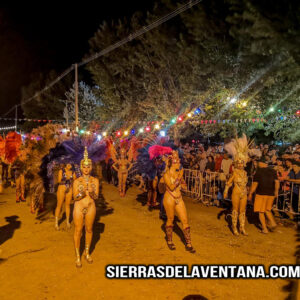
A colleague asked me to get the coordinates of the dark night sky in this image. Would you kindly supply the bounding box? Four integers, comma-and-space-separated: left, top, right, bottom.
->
0, 1, 155, 116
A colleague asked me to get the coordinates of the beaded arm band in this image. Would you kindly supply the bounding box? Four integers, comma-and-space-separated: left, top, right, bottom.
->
75, 191, 87, 201
89, 191, 98, 200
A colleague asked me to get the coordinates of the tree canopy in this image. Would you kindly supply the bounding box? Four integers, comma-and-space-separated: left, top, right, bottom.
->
20, 0, 300, 142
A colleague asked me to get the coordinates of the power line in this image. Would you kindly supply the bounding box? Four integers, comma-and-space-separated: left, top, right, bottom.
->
78, 0, 202, 67
2, 0, 202, 118
1, 65, 74, 117
2, 105, 16, 117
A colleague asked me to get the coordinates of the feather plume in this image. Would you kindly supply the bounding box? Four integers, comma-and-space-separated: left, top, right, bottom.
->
148, 145, 173, 160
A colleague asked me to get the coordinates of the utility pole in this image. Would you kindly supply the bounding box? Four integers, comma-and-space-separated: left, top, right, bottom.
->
59, 99, 72, 129
65, 103, 69, 129
15, 105, 17, 131
75, 63, 79, 131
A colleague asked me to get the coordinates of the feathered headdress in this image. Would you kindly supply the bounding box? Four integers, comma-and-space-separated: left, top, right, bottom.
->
5, 132, 22, 163
148, 145, 173, 160
81, 146, 92, 167
136, 138, 183, 179
224, 134, 252, 166
44, 137, 107, 180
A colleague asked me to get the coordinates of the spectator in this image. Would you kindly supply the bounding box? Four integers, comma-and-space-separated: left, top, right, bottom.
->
199, 152, 207, 172
206, 155, 215, 172
285, 159, 294, 174
248, 157, 279, 234
221, 153, 232, 178
214, 153, 223, 172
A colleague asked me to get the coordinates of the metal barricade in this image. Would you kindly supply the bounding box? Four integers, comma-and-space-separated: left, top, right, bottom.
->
201, 171, 220, 203
130, 165, 300, 218
183, 169, 202, 199
274, 181, 300, 216
182, 169, 222, 204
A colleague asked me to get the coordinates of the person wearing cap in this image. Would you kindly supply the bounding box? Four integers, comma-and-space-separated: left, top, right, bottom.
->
248, 157, 279, 234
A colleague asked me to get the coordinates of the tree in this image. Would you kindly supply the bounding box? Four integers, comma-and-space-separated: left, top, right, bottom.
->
64, 81, 102, 128
20, 70, 73, 131
85, 0, 300, 141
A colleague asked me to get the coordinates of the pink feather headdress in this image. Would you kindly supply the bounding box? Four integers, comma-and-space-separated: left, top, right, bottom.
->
148, 145, 173, 160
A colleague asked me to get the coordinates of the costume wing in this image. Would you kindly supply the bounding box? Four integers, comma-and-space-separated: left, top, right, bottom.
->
5, 132, 22, 163
0, 136, 5, 158
128, 137, 140, 162
108, 139, 118, 163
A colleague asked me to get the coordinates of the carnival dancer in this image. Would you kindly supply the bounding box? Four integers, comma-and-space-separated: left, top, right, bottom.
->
161, 150, 195, 253
73, 147, 99, 268
54, 163, 76, 230
112, 148, 133, 197
223, 134, 251, 236
11, 154, 26, 203
109, 139, 137, 197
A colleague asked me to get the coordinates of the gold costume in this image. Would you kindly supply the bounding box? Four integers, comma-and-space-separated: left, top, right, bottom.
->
224, 134, 251, 236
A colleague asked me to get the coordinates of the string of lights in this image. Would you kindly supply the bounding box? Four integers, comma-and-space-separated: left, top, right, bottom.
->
75, 109, 299, 141
0, 126, 17, 131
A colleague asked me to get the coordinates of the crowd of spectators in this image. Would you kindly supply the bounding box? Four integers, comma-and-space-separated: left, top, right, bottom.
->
179, 141, 300, 216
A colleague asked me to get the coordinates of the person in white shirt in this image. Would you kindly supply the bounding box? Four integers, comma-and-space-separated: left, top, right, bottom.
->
221, 153, 233, 178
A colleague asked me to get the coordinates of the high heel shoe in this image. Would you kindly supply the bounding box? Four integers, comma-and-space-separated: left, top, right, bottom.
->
84, 245, 93, 264
165, 226, 176, 250
66, 221, 71, 229
75, 248, 82, 268
54, 217, 59, 231
239, 212, 248, 236
232, 210, 239, 236
183, 227, 196, 253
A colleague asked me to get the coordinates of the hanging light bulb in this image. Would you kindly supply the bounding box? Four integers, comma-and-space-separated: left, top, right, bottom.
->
145, 126, 151, 132
160, 130, 166, 137
230, 97, 237, 104
139, 128, 144, 133
102, 132, 107, 137
124, 130, 129, 136
187, 112, 192, 118
154, 124, 160, 130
